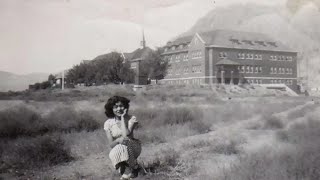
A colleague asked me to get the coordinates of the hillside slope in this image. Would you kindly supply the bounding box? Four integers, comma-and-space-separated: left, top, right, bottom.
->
0, 71, 48, 91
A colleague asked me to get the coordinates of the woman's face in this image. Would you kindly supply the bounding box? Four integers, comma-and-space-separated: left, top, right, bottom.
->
113, 101, 125, 118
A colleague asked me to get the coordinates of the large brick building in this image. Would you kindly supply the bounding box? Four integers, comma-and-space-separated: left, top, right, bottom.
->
160, 30, 298, 91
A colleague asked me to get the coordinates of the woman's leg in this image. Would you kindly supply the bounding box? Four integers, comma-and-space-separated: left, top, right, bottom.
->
117, 162, 127, 175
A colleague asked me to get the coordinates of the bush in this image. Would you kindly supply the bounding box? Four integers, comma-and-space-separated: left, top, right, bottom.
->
1, 135, 74, 171
0, 106, 42, 138
211, 140, 239, 155
263, 115, 284, 129
0, 105, 100, 138
42, 107, 100, 133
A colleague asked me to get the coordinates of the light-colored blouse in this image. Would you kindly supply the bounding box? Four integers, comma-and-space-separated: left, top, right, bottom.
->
104, 116, 137, 139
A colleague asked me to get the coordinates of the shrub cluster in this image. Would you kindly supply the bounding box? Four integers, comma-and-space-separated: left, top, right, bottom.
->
131, 106, 210, 144
1, 135, 74, 170
0, 105, 100, 138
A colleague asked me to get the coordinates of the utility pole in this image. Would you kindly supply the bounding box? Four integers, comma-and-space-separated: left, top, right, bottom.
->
306, 57, 309, 91
62, 70, 64, 90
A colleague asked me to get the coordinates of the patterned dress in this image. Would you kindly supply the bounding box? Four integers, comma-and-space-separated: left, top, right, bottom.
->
104, 116, 141, 169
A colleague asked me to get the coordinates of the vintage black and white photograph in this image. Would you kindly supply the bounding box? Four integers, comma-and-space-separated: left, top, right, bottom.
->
1, 0, 320, 179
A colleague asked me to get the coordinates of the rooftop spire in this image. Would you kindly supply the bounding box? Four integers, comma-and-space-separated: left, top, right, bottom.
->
140, 28, 146, 49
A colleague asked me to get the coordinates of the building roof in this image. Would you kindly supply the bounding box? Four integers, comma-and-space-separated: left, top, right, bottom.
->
165, 35, 193, 47
216, 59, 240, 66
166, 29, 294, 52
123, 52, 134, 60
129, 47, 153, 61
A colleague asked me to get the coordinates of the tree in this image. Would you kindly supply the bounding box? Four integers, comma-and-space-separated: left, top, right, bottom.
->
66, 51, 135, 85
48, 74, 56, 84
140, 48, 170, 83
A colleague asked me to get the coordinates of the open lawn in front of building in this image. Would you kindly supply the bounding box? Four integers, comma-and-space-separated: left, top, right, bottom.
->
0, 85, 319, 180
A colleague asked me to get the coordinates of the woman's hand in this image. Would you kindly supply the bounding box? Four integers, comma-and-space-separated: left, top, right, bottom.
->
116, 136, 129, 145
120, 109, 127, 119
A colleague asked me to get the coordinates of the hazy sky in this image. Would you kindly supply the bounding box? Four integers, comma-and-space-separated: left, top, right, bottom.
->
0, 0, 286, 75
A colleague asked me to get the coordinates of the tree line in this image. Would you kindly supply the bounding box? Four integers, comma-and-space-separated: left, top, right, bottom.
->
29, 48, 169, 90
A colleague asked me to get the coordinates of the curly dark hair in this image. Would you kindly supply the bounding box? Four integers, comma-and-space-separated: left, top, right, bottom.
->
104, 96, 130, 118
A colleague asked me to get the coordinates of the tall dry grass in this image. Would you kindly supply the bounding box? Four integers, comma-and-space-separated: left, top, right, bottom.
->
218, 117, 320, 180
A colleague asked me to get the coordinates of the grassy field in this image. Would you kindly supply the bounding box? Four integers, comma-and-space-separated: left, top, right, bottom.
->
0, 84, 319, 180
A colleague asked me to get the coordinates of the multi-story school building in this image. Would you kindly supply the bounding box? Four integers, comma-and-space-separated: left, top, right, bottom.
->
160, 30, 298, 91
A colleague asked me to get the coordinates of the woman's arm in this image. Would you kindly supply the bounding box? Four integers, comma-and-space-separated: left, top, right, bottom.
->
120, 109, 131, 137
105, 129, 123, 148
128, 117, 138, 135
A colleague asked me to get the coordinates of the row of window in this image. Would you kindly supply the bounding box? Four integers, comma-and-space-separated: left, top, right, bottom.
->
238, 53, 262, 60
238, 66, 263, 74
166, 51, 202, 63
270, 55, 293, 61
247, 79, 293, 85
270, 67, 293, 74
270, 79, 293, 85
191, 50, 202, 59
247, 79, 263, 84
164, 44, 188, 52
167, 53, 188, 62
168, 65, 202, 75
220, 52, 294, 62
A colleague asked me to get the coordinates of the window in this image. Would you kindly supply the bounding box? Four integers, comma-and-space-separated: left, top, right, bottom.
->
169, 55, 173, 62
274, 56, 278, 61
246, 66, 250, 73
251, 66, 254, 73
230, 39, 241, 44
183, 54, 189, 61
241, 66, 245, 73
255, 67, 259, 73
238, 53, 244, 59
219, 52, 227, 58
259, 67, 262, 73
270, 56, 274, 60
176, 54, 180, 62
289, 68, 293, 74
171, 46, 176, 51
274, 68, 277, 74
176, 68, 180, 75
270, 67, 273, 74
243, 40, 254, 45
192, 50, 202, 59
164, 47, 168, 52
184, 67, 189, 74
267, 42, 277, 47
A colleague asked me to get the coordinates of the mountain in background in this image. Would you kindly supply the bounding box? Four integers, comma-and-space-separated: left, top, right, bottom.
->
179, 2, 320, 86
0, 71, 49, 92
